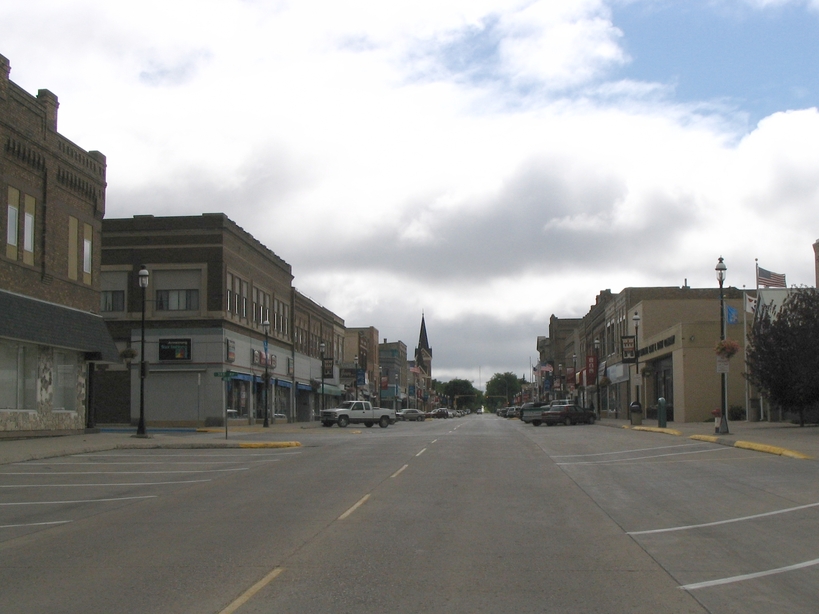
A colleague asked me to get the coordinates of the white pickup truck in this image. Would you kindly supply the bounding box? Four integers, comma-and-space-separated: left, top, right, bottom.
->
320, 401, 396, 428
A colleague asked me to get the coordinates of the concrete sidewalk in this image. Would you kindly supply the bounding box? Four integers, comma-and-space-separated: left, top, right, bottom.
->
598, 416, 819, 460
0, 422, 321, 466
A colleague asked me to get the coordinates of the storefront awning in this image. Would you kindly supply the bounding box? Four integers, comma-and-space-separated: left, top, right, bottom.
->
318, 383, 345, 396
0, 289, 119, 363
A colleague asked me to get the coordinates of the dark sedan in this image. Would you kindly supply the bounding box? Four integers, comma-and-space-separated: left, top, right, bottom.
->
541, 404, 596, 426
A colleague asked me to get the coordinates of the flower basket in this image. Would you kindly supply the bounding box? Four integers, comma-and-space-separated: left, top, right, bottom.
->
119, 347, 138, 362
598, 376, 611, 388
714, 339, 740, 359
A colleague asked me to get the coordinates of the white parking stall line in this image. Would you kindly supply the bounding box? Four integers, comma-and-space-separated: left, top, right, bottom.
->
0, 479, 213, 489
629, 501, 819, 536
556, 447, 733, 465
0, 468, 250, 476
681, 557, 819, 591
552, 443, 710, 459
0, 495, 157, 506
1, 520, 72, 530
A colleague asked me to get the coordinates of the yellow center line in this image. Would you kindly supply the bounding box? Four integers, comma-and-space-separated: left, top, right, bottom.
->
218, 567, 284, 614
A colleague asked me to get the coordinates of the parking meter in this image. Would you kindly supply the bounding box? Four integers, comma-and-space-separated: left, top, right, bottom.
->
658, 397, 667, 428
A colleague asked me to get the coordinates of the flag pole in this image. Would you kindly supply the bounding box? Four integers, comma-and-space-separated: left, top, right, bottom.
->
743, 285, 749, 421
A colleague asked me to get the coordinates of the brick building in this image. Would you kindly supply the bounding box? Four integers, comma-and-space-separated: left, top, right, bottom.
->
1, 54, 118, 437
99, 213, 344, 426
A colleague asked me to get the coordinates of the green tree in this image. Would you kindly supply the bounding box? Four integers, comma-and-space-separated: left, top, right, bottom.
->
485, 372, 521, 411
746, 287, 819, 426
442, 378, 480, 410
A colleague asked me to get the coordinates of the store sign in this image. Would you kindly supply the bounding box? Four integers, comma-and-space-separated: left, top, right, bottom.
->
586, 355, 598, 381
159, 339, 191, 361
225, 339, 236, 363
252, 349, 276, 368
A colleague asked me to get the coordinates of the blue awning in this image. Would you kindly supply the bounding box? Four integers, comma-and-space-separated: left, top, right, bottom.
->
275, 379, 292, 389
296, 382, 312, 392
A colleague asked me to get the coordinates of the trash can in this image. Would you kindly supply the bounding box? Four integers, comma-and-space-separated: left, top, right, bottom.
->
657, 397, 667, 429
630, 401, 642, 426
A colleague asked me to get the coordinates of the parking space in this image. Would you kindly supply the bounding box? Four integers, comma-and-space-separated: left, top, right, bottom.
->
534, 425, 819, 613
0, 449, 300, 541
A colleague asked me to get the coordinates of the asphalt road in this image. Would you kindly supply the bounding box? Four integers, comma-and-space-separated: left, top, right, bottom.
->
2, 415, 818, 613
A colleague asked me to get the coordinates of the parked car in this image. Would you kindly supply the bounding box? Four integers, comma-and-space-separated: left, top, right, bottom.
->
399, 408, 426, 422
541, 404, 596, 426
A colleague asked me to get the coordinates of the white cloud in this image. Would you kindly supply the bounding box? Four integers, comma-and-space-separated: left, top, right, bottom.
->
2, 0, 818, 382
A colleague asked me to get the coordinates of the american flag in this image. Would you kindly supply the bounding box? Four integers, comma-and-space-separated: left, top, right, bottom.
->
757, 266, 786, 288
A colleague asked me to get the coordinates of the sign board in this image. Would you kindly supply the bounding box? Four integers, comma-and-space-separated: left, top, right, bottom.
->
322, 357, 334, 379
159, 338, 191, 361
225, 338, 236, 363
621, 336, 636, 363
716, 356, 730, 374
586, 355, 598, 381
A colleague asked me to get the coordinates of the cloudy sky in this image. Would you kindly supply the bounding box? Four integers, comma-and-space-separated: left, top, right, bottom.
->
4, 0, 819, 386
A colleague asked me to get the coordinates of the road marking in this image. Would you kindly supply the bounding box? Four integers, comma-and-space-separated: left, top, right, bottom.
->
680, 557, 819, 591
0, 495, 157, 506
629, 501, 819, 535
416, 448, 427, 457
21, 460, 274, 465
339, 494, 370, 520
0, 470, 241, 476
552, 443, 709, 458
431, 439, 438, 444
391, 465, 409, 478
0, 520, 72, 529
0, 479, 212, 488
556, 447, 733, 465
218, 567, 284, 614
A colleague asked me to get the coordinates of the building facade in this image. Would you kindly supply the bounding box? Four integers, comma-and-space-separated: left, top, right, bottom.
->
378, 339, 407, 410
99, 213, 343, 426
1, 54, 118, 437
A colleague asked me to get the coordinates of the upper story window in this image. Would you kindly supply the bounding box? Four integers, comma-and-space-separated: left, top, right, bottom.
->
101, 290, 125, 312
154, 269, 202, 313
100, 270, 128, 313
156, 289, 199, 311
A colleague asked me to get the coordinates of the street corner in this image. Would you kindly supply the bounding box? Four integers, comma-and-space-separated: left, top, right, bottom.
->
631, 426, 683, 436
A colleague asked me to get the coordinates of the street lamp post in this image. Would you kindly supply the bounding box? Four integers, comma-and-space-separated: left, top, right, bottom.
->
320, 341, 326, 419
263, 319, 270, 427
572, 353, 577, 403
633, 311, 641, 409
136, 266, 149, 437
394, 373, 398, 412
716, 256, 729, 435
594, 337, 601, 418
354, 355, 359, 401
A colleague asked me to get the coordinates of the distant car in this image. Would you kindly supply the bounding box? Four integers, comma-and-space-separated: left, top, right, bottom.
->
434, 408, 450, 419
272, 413, 287, 421
541, 404, 596, 426
399, 408, 425, 422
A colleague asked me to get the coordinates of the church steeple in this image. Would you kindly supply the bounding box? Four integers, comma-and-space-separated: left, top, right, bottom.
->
418, 312, 432, 356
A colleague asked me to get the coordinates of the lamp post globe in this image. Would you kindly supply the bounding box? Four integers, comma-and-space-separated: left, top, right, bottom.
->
716, 257, 729, 434
136, 266, 149, 437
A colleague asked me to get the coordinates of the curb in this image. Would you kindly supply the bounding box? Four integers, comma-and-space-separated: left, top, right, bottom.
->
607, 421, 812, 460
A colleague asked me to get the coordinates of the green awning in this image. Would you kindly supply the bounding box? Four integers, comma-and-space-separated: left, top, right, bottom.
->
318, 383, 346, 396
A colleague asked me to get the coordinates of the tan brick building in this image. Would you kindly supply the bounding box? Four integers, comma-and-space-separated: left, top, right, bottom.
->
1, 54, 118, 436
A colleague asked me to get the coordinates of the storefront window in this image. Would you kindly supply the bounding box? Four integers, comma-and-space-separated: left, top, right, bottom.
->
0, 341, 38, 410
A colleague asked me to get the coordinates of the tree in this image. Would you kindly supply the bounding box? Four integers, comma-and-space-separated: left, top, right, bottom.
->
442, 379, 480, 410
746, 287, 819, 426
485, 372, 522, 411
